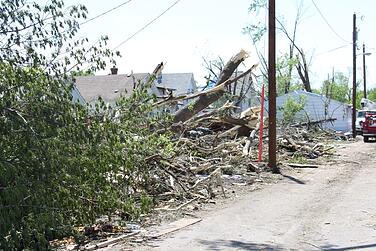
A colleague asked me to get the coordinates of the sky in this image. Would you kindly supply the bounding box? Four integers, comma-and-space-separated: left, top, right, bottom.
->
67, 0, 376, 91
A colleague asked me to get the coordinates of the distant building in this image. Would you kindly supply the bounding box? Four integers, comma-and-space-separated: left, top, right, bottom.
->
266, 90, 352, 132
230, 71, 260, 111
155, 73, 197, 109
74, 72, 149, 105
204, 71, 260, 112
73, 67, 197, 112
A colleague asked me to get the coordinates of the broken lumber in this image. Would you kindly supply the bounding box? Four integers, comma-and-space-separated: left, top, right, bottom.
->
84, 231, 140, 250
147, 218, 202, 239
154, 197, 199, 212
287, 163, 319, 168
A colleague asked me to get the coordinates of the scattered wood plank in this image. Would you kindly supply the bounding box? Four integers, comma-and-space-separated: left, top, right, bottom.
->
248, 162, 262, 173
191, 167, 222, 189
287, 163, 319, 168
154, 197, 199, 212
84, 231, 140, 250
147, 218, 202, 239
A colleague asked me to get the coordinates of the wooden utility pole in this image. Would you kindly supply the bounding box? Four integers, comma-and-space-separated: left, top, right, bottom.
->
363, 43, 367, 99
352, 13, 357, 138
268, 0, 278, 173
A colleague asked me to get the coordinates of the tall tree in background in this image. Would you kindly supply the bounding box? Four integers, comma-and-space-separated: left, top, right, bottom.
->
244, 0, 312, 93
321, 71, 351, 103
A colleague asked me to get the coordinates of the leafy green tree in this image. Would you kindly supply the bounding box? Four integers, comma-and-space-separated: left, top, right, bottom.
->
244, 0, 312, 94
276, 53, 300, 96
0, 0, 173, 249
320, 72, 351, 103
319, 71, 365, 109
367, 88, 376, 102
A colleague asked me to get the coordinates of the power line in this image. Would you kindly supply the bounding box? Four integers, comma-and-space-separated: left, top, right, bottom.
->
113, 0, 182, 50
311, 0, 350, 44
314, 44, 351, 57
80, 0, 134, 26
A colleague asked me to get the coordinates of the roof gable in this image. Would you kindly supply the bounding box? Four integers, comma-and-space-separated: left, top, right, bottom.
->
155, 73, 196, 95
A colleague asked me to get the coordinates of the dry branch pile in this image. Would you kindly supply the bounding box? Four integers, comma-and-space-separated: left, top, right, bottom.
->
61, 51, 347, 250
143, 50, 340, 211
278, 127, 336, 160
146, 103, 265, 210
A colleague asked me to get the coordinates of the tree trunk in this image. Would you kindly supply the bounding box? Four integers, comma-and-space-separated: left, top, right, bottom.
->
296, 50, 312, 92
173, 50, 248, 123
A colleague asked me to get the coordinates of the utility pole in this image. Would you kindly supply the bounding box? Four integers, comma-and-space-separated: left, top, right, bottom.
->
363, 43, 367, 98
352, 13, 357, 138
268, 0, 278, 173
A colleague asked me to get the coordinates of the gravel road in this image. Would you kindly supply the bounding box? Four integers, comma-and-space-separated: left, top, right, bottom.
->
110, 140, 376, 250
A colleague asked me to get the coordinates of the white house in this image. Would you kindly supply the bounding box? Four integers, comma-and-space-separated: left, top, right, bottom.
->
72, 68, 197, 112
266, 90, 352, 132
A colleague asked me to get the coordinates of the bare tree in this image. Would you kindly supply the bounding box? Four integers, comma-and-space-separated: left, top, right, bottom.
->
276, 0, 313, 93
245, 0, 313, 93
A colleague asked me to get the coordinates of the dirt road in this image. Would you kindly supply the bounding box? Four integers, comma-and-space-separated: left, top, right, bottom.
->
122, 140, 376, 251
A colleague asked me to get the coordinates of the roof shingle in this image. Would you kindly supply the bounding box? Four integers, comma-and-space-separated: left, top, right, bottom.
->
74, 73, 149, 103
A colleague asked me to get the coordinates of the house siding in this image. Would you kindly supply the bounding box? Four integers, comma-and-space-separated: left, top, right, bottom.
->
266, 90, 352, 132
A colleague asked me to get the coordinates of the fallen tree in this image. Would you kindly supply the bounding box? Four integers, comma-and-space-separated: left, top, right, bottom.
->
173, 50, 250, 123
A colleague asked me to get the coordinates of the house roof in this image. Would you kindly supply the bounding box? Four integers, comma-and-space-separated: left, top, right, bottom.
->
155, 73, 196, 95
74, 73, 149, 103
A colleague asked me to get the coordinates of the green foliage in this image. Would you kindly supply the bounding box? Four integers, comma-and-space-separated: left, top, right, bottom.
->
367, 88, 376, 102
276, 53, 300, 96
290, 153, 309, 164
0, 0, 173, 249
243, 0, 267, 44
320, 72, 350, 103
320, 72, 365, 109
279, 95, 306, 125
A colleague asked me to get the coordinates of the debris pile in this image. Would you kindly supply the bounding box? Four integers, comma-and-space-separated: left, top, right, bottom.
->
57, 50, 349, 250
146, 102, 342, 213
278, 127, 336, 161
143, 104, 261, 211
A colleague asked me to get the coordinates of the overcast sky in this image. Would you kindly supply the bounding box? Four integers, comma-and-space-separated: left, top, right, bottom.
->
68, 0, 376, 90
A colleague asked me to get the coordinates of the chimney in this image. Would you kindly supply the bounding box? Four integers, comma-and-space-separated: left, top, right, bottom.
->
110, 66, 118, 75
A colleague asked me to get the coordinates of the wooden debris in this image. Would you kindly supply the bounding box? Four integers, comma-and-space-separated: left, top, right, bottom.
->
154, 198, 199, 212
173, 50, 253, 123
287, 163, 319, 168
84, 231, 140, 250
147, 218, 202, 239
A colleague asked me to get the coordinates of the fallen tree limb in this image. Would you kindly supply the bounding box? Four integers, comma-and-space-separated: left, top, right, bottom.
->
173, 50, 254, 123
155, 66, 255, 107
291, 118, 336, 127
191, 167, 222, 190
183, 101, 236, 126
285, 136, 320, 156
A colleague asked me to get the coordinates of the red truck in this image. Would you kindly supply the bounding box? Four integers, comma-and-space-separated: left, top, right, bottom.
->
362, 113, 376, 142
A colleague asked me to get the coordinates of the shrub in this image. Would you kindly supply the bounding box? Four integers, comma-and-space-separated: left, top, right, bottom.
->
0, 0, 174, 249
